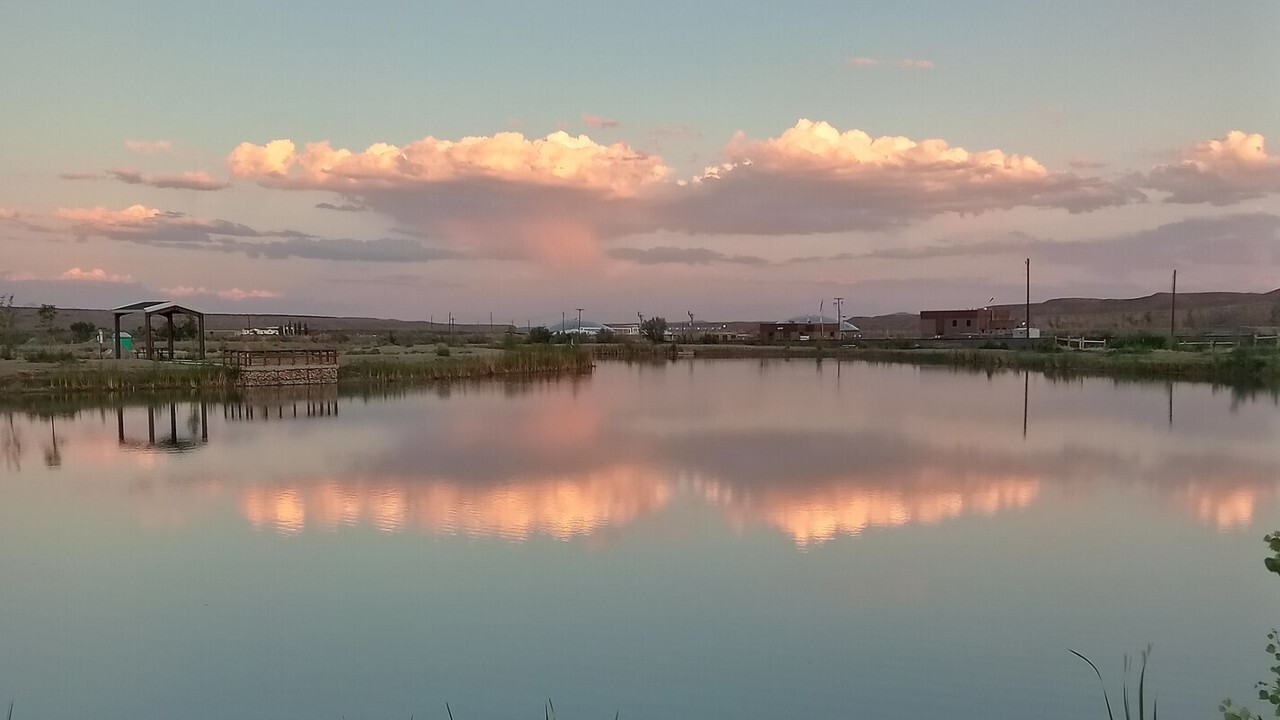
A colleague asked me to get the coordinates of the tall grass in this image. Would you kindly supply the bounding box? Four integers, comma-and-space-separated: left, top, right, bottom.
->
339, 347, 593, 383
0, 364, 234, 394
1071, 645, 1157, 720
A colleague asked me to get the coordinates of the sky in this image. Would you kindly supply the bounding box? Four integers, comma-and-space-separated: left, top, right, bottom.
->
2, 0, 1279, 322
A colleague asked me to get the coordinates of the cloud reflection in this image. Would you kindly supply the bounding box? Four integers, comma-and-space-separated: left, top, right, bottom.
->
238, 466, 673, 540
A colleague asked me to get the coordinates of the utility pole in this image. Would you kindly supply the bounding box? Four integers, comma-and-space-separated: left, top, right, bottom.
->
1170, 269, 1178, 348
688, 310, 694, 341
1025, 258, 1031, 335
448, 312, 453, 342
576, 308, 584, 344
834, 297, 844, 341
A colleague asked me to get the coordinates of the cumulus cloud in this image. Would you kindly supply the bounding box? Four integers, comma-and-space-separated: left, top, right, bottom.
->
162, 286, 282, 301
583, 113, 621, 129
60, 267, 134, 283
228, 131, 668, 197
660, 119, 1141, 235
1142, 130, 1280, 205
125, 139, 172, 154
107, 167, 229, 191
848, 57, 934, 69
608, 246, 768, 266
228, 130, 669, 262
225, 120, 1136, 261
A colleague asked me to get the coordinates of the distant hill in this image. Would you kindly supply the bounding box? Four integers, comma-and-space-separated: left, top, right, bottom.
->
7, 288, 1280, 339
990, 289, 1280, 336
4, 307, 509, 336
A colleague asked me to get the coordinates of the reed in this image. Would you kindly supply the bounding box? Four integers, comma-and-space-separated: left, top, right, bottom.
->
1071, 645, 1157, 720
0, 363, 234, 394
339, 347, 593, 384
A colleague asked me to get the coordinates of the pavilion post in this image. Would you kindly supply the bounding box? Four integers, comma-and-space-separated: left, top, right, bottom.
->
166, 313, 175, 360
146, 312, 155, 361
197, 314, 206, 360
113, 313, 122, 359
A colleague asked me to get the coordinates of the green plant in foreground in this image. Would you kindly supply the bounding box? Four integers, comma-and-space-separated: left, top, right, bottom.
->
1219, 532, 1280, 719
441, 699, 617, 719
1071, 644, 1156, 720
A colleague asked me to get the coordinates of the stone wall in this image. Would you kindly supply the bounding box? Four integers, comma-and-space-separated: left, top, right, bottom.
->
235, 365, 339, 388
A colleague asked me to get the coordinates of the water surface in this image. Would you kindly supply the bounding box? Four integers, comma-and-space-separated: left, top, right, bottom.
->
2, 361, 1279, 719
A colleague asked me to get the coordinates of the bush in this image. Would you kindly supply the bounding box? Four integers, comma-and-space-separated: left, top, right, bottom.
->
596, 329, 617, 343
24, 350, 78, 363
435, 343, 451, 357
528, 326, 553, 344
1109, 332, 1166, 351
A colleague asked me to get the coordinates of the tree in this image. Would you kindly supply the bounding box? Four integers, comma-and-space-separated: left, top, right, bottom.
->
596, 328, 616, 343
176, 317, 198, 341
641, 317, 668, 343
0, 294, 16, 358
528, 326, 553, 344
69, 321, 97, 343
37, 304, 59, 341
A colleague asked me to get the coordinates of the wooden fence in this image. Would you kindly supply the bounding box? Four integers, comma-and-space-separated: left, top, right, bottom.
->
223, 349, 338, 367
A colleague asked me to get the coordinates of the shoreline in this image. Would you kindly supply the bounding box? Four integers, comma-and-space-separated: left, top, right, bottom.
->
3, 343, 1278, 396
0, 347, 594, 396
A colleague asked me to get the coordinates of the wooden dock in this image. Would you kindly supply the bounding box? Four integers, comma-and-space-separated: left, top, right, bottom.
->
224, 349, 339, 387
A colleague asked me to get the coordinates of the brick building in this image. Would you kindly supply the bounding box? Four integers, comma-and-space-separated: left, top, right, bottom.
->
919, 308, 1015, 338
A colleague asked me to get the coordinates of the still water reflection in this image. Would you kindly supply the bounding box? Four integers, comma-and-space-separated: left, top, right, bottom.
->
2, 361, 1279, 719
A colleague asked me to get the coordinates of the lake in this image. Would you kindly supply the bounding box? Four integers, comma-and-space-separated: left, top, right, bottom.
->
2, 360, 1279, 719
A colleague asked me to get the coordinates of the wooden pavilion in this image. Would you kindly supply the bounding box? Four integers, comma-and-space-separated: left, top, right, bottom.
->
111, 301, 206, 360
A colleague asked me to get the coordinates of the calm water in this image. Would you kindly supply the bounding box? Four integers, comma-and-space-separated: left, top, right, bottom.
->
2, 361, 1279, 719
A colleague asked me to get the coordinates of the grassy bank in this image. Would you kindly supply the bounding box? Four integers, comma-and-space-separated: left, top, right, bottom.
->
0, 347, 594, 395
0, 360, 234, 394
839, 346, 1280, 384
683, 343, 1280, 386
337, 346, 593, 383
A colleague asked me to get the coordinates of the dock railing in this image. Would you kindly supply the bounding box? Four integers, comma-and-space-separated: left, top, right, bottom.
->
223, 349, 338, 367
1057, 337, 1108, 351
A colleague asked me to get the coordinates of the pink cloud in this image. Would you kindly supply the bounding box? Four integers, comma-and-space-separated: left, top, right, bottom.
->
57, 204, 160, 226
125, 139, 172, 154
1142, 130, 1280, 205
227, 131, 668, 198
583, 113, 621, 129
107, 167, 229, 191
161, 285, 204, 297
218, 288, 281, 301
661, 119, 1139, 234
161, 286, 281, 301
222, 121, 1135, 262
60, 267, 134, 283
59, 171, 101, 181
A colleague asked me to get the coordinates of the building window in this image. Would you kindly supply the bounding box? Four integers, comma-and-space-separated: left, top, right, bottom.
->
966, 319, 972, 327
952, 320, 957, 327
